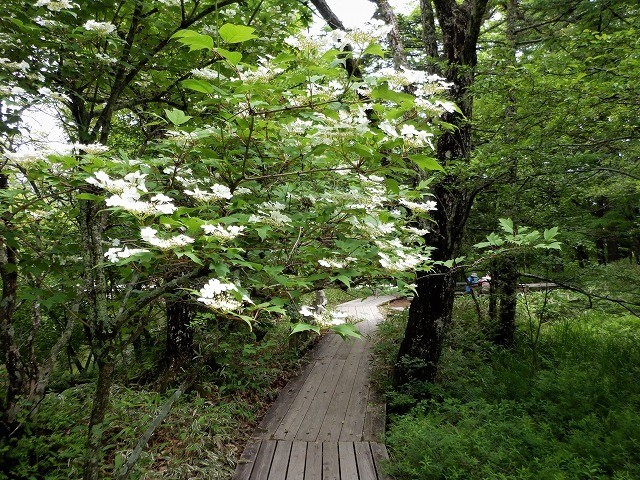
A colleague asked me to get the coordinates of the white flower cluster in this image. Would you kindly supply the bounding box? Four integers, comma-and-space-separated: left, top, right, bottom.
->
400, 199, 438, 212
201, 224, 245, 240
140, 227, 194, 250
184, 183, 232, 202
377, 239, 429, 272
87, 170, 146, 193
83, 20, 116, 36
248, 201, 292, 228
379, 121, 434, 148
191, 68, 222, 82
104, 246, 150, 263
87, 171, 177, 216
285, 19, 390, 57
404, 226, 430, 236
299, 305, 349, 327
0, 58, 29, 72
197, 278, 247, 311
3, 149, 48, 167
306, 105, 371, 144
329, 19, 392, 55
107, 192, 177, 216
35, 0, 76, 11
318, 256, 356, 269
352, 217, 396, 238
238, 58, 284, 83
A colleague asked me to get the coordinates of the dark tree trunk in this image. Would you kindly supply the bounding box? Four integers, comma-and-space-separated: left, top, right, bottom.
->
394, 0, 490, 386
0, 172, 24, 438
164, 293, 195, 373
576, 244, 589, 268
606, 236, 620, 262
83, 357, 115, 480
493, 254, 518, 347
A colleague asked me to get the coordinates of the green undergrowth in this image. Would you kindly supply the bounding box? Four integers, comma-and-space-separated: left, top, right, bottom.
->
1, 321, 305, 480
375, 291, 640, 480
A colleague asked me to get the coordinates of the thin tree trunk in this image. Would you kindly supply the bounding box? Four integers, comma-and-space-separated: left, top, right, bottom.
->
83, 357, 115, 480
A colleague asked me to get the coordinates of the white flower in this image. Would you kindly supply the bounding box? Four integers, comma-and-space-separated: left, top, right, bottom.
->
400, 199, 438, 212
83, 20, 116, 36
104, 246, 150, 263
35, 0, 75, 11
197, 278, 247, 311
201, 224, 245, 240
211, 183, 232, 199
3, 149, 47, 167
191, 68, 223, 81
140, 227, 194, 249
404, 226, 430, 236
378, 251, 427, 272
233, 187, 252, 195
238, 58, 284, 82
318, 257, 354, 269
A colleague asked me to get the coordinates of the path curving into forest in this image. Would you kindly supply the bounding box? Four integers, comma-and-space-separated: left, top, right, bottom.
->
232, 296, 395, 479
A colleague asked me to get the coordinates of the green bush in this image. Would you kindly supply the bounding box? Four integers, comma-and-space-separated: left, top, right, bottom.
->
381, 289, 640, 480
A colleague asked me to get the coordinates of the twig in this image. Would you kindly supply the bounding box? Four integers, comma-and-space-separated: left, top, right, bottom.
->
520, 273, 640, 317
116, 378, 193, 479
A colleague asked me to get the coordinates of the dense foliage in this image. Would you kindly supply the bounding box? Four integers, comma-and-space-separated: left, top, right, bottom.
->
377, 263, 640, 479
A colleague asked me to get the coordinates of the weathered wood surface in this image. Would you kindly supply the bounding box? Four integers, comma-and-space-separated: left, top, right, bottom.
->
232, 296, 393, 479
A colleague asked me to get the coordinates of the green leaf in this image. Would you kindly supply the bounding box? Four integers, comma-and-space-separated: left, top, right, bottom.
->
165, 108, 192, 126
76, 193, 103, 201
363, 43, 385, 57
334, 275, 351, 288
171, 29, 213, 51
183, 251, 203, 265
290, 323, 321, 335
544, 227, 559, 241
214, 47, 243, 65
331, 323, 362, 340
218, 23, 257, 44
498, 218, 514, 235
408, 154, 444, 172
181, 79, 216, 94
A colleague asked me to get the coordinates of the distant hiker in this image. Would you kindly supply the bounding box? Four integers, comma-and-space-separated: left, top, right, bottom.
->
480, 273, 491, 294
466, 272, 479, 293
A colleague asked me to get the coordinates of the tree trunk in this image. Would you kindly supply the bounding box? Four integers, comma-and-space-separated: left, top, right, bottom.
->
164, 293, 195, 374
83, 356, 115, 480
0, 173, 24, 438
493, 253, 518, 347
394, 0, 489, 386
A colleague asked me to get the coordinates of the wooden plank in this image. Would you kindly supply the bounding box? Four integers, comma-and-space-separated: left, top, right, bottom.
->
310, 333, 341, 360
363, 385, 386, 441
295, 359, 347, 441
273, 357, 334, 440
322, 442, 340, 480
249, 440, 277, 480
232, 439, 261, 479
339, 351, 371, 441
267, 441, 292, 480
304, 441, 322, 480
286, 442, 307, 479
370, 442, 390, 480
339, 442, 358, 479
354, 442, 377, 479
256, 360, 316, 439
316, 349, 364, 441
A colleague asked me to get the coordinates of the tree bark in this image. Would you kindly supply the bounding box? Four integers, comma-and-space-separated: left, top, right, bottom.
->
163, 293, 195, 375
395, 0, 489, 385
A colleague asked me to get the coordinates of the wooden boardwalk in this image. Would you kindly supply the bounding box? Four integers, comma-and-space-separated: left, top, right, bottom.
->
233, 296, 395, 480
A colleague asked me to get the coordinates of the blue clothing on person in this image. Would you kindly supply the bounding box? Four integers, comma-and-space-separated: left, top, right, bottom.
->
466, 272, 479, 293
